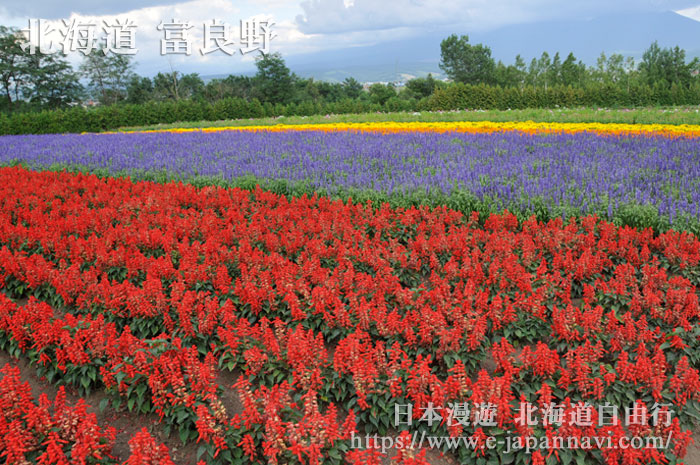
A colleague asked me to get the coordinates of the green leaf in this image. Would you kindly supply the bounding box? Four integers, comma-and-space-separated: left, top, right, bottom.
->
99, 398, 109, 413
560, 449, 573, 464
179, 428, 190, 444
197, 445, 208, 460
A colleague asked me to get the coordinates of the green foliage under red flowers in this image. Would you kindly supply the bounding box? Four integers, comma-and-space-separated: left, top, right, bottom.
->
0, 166, 699, 464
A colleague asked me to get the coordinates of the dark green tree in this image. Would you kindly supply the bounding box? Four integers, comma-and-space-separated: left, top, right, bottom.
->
494, 60, 526, 88
253, 52, 293, 105
513, 55, 527, 89
203, 78, 230, 102
153, 71, 203, 100
538, 52, 551, 90
178, 73, 204, 100
547, 52, 561, 87
0, 26, 29, 111
25, 51, 83, 108
439, 34, 495, 84
126, 76, 153, 104
639, 41, 664, 86
295, 77, 321, 103
79, 49, 135, 105
595, 52, 626, 85
405, 74, 439, 98
153, 71, 181, 100
527, 57, 540, 87
560, 52, 581, 87
316, 81, 345, 102
493, 61, 506, 87
623, 56, 636, 92
342, 77, 363, 99
222, 75, 254, 100
639, 41, 694, 88
368, 83, 395, 105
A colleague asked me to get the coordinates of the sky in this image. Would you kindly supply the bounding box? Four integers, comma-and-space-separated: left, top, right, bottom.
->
1, 0, 700, 76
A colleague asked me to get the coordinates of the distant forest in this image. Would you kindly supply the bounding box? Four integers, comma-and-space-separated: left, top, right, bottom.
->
1, 25, 699, 113
2, 25, 700, 134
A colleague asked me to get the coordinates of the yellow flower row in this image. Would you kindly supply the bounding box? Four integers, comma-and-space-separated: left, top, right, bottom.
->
121, 121, 700, 137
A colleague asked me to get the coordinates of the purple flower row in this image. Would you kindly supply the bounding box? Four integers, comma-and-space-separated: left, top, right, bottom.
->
0, 129, 698, 226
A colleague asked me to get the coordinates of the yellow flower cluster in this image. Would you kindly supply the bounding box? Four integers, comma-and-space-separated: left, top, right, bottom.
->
121, 121, 700, 137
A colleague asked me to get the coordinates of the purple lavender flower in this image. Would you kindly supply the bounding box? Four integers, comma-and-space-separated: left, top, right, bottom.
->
0, 129, 698, 227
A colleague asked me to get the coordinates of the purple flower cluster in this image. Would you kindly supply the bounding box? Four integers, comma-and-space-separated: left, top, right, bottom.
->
0, 129, 698, 224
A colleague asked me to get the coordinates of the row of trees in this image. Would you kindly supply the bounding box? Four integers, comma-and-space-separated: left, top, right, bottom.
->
0, 21, 431, 112
2, 23, 700, 116
0, 24, 359, 111
440, 34, 700, 91
121, 59, 368, 106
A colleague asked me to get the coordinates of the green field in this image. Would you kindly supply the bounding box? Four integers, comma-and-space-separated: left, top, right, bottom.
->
121, 106, 700, 132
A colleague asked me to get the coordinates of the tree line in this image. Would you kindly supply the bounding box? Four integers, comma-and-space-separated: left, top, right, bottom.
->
438, 34, 700, 92
1, 24, 700, 130
0, 24, 395, 113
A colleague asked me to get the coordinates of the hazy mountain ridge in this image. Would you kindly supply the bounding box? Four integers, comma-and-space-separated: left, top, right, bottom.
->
245, 11, 700, 82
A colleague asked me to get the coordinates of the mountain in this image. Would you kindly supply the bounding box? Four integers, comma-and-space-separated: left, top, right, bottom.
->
278, 11, 700, 82
476, 10, 700, 63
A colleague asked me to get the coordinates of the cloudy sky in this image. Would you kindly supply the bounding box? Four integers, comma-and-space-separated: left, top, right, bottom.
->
1, 0, 699, 76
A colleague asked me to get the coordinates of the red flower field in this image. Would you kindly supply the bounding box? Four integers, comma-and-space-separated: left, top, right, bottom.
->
0, 166, 699, 464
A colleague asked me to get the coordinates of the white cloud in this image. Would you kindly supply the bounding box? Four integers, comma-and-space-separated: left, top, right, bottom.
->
11, 0, 290, 75
3, 0, 699, 76
0, 1, 175, 19
676, 4, 700, 21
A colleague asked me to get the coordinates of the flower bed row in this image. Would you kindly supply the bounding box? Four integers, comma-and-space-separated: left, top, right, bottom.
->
0, 363, 175, 465
0, 166, 699, 464
2, 129, 700, 233
125, 121, 700, 138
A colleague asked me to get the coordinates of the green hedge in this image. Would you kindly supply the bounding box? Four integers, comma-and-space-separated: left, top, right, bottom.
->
2, 81, 700, 135
0, 98, 422, 135
427, 82, 700, 111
